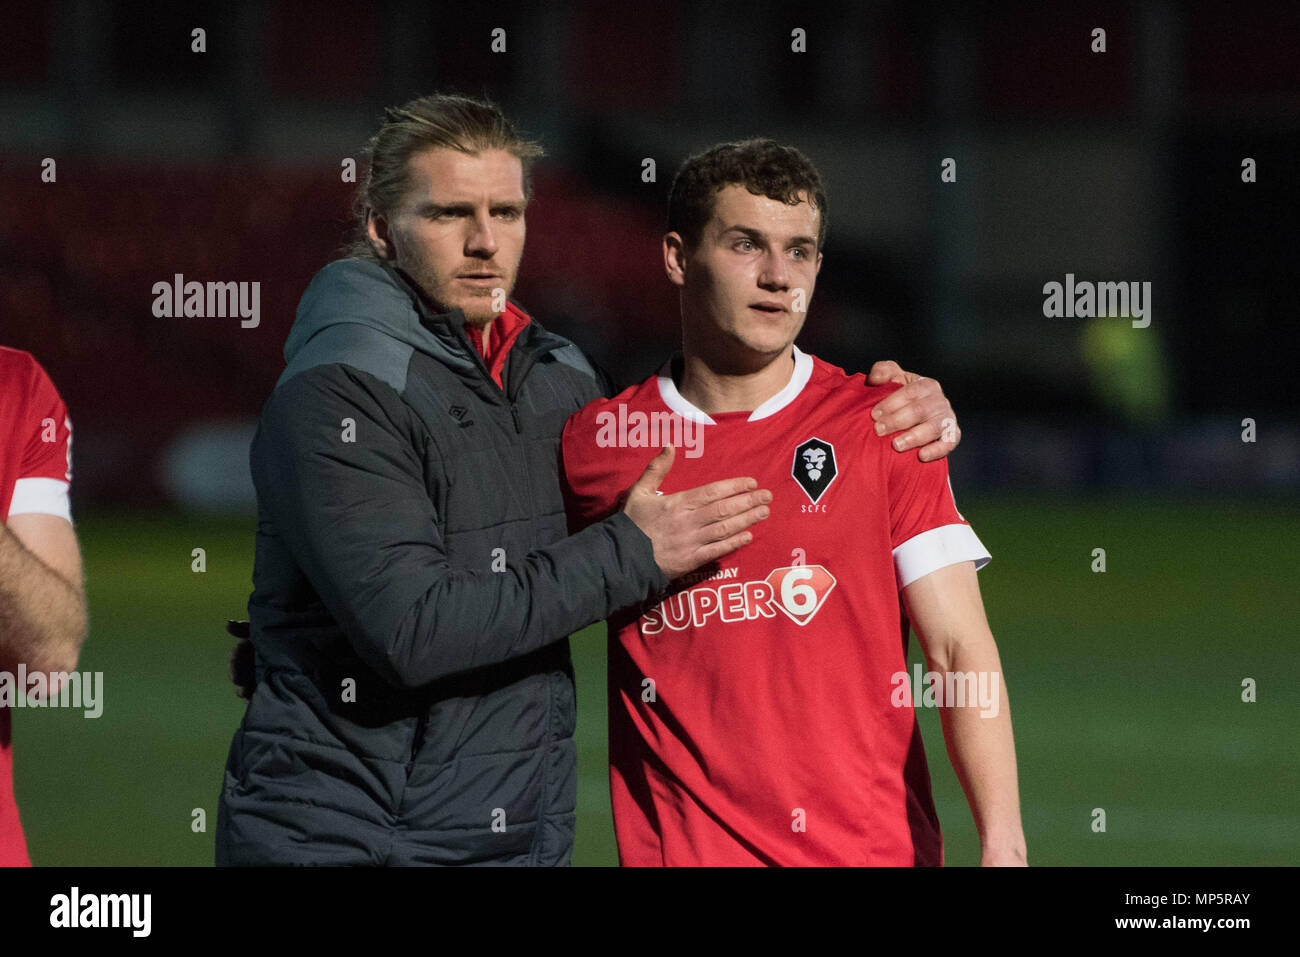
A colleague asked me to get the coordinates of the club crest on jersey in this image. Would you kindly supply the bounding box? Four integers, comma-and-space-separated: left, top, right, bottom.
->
793, 437, 837, 504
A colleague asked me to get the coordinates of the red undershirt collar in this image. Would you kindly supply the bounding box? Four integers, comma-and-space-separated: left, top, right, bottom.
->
463, 300, 531, 389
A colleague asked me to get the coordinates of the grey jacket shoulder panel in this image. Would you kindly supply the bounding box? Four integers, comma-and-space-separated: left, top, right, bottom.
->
278, 257, 477, 393
548, 342, 597, 378
277, 321, 416, 394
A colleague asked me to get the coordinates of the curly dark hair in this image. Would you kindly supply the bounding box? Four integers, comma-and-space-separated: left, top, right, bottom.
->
667, 138, 828, 252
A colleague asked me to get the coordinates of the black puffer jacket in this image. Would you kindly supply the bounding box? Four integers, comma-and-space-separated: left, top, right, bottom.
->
215, 258, 666, 865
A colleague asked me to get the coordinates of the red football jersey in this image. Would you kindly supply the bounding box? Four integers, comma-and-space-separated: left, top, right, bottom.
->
0, 346, 74, 867
561, 345, 990, 866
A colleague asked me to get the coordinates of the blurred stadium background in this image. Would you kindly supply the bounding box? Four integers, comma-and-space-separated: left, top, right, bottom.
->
2, 0, 1296, 865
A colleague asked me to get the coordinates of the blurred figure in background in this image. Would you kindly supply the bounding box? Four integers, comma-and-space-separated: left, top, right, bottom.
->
0, 346, 87, 867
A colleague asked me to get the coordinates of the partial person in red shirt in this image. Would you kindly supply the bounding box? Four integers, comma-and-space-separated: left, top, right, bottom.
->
561, 140, 1027, 866
0, 346, 88, 866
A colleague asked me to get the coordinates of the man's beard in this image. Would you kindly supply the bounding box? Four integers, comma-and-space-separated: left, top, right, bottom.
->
457, 287, 505, 328
401, 259, 514, 327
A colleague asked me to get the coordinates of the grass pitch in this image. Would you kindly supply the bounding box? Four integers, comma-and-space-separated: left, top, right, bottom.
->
13, 496, 1298, 865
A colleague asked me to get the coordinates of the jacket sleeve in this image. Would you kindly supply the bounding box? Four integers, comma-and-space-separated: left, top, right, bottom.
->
253, 363, 668, 689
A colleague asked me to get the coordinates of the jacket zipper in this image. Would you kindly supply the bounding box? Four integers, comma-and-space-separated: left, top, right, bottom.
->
503, 335, 565, 533
407, 711, 427, 773
407, 318, 562, 775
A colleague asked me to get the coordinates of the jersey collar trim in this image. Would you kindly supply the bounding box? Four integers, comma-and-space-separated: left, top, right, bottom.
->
656, 345, 813, 424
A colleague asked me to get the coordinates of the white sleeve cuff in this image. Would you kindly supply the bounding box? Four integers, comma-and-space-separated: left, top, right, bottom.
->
7, 477, 72, 522
893, 523, 990, 589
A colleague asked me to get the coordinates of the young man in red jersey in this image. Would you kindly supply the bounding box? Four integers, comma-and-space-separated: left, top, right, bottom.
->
561, 140, 1026, 866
